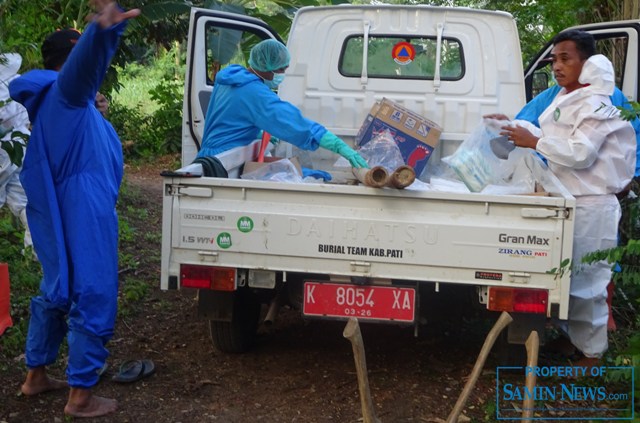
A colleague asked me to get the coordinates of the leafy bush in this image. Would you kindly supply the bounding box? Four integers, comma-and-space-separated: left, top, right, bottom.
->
149, 75, 183, 154
108, 101, 158, 158
109, 45, 184, 160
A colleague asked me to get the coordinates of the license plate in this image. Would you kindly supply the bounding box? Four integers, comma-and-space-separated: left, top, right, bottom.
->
303, 282, 415, 322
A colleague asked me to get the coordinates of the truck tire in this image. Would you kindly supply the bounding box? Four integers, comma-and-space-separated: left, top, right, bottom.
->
209, 290, 261, 353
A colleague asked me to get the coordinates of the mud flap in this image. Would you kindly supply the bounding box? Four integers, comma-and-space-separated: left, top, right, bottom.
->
197, 289, 233, 322
506, 313, 546, 345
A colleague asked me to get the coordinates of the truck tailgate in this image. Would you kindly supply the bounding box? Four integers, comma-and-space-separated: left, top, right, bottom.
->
161, 177, 574, 294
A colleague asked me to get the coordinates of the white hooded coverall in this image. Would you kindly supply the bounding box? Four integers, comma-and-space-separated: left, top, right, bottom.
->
0, 53, 32, 248
516, 55, 636, 358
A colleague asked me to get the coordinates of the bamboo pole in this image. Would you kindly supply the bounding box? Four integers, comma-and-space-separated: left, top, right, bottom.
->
522, 331, 540, 422
343, 317, 381, 423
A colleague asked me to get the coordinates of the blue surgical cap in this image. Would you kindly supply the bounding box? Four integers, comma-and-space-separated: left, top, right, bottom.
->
248, 39, 290, 72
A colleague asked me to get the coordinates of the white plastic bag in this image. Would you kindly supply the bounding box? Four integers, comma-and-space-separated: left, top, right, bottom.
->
442, 119, 510, 192
240, 159, 303, 183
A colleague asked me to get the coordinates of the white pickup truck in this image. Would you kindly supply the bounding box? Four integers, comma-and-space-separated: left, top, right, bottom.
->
160, 5, 639, 353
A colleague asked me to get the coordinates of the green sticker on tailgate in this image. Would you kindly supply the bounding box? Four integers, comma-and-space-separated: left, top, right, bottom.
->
217, 232, 232, 249
237, 216, 254, 233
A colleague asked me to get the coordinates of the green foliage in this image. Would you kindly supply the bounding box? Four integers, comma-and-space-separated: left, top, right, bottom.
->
617, 101, 640, 122
0, 96, 29, 167
546, 258, 571, 279
107, 101, 155, 158
583, 240, 640, 288
122, 278, 149, 303
482, 398, 497, 421
117, 277, 150, 318
140, 1, 193, 20
0, 135, 27, 167
119, 214, 135, 244
109, 45, 185, 159
0, 0, 95, 69
148, 74, 184, 154
0, 0, 196, 94
605, 330, 640, 419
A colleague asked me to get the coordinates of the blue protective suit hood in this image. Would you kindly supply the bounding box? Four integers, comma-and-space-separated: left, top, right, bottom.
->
9, 70, 57, 122
215, 64, 259, 87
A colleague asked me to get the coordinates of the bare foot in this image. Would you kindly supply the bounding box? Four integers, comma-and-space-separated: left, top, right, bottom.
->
64, 387, 117, 418
21, 367, 68, 396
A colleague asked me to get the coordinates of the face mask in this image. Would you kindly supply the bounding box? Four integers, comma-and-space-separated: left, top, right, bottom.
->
265, 72, 285, 89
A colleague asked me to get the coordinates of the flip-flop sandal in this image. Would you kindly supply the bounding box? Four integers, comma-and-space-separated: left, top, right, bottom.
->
112, 359, 155, 383
97, 362, 109, 379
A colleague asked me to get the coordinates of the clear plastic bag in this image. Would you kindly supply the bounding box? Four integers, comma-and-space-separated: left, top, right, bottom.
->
442, 119, 510, 192
240, 158, 303, 183
356, 130, 405, 172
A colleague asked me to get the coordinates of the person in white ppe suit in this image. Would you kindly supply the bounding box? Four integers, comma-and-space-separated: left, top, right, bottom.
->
0, 53, 32, 250
492, 30, 636, 367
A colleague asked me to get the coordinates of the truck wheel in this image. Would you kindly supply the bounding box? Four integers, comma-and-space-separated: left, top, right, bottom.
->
209, 290, 261, 353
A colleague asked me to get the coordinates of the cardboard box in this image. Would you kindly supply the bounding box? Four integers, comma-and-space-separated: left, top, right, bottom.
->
356, 98, 441, 176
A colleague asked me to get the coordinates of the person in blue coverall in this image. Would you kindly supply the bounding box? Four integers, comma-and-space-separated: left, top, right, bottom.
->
197, 39, 368, 170
9, 0, 140, 418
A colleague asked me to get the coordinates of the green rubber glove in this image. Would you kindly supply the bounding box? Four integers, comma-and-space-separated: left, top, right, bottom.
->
259, 130, 280, 145
319, 131, 369, 168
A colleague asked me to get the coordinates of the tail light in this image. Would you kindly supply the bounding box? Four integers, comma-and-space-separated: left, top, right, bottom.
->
488, 287, 548, 314
180, 264, 236, 291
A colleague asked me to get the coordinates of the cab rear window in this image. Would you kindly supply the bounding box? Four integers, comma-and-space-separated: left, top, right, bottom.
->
339, 35, 464, 80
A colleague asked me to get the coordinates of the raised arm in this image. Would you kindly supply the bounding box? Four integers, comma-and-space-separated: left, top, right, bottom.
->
57, 1, 139, 107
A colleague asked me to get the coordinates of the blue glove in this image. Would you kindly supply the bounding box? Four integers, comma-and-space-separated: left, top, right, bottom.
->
319, 131, 369, 169
302, 167, 333, 181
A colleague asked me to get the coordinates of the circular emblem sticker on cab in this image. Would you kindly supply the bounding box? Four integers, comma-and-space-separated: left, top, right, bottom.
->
392, 41, 416, 65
